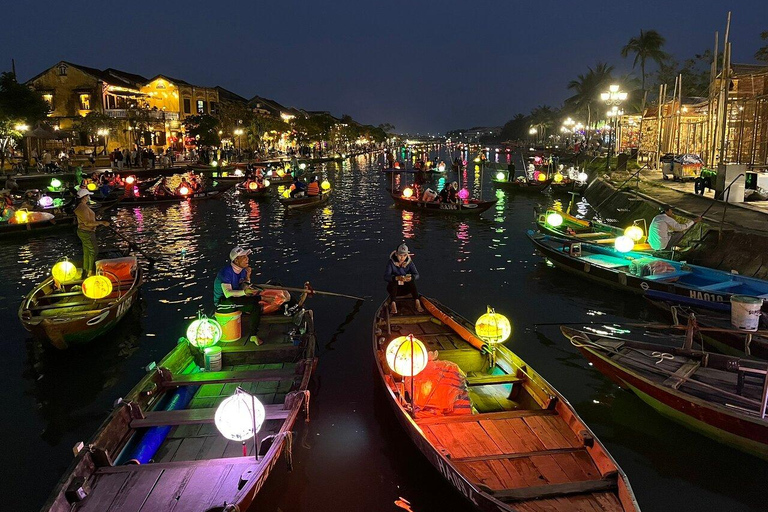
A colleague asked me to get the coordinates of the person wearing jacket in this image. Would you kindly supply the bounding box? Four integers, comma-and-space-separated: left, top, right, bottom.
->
384, 243, 423, 315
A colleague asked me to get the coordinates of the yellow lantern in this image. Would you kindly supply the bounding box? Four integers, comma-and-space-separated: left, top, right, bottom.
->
211, 160, 218, 167
321, 180, 331, 191
385, 335, 428, 377
14, 209, 29, 223
248, 181, 259, 191
277, 169, 286, 178
263, 179, 271, 187
546, 212, 563, 227
82, 275, 113, 299
475, 307, 512, 344
215, 390, 265, 441
52, 259, 78, 282
186, 317, 223, 348
624, 225, 644, 242
553, 173, 564, 183
614, 236, 634, 253
221, 171, 229, 177
402, 187, 414, 198
282, 189, 291, 198
86, 182, 98, 191
536, 173, 547, 182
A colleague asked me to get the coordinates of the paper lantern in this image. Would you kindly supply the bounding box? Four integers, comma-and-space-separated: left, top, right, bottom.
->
624, 225, 644, 242
248, 181, 259, 191
82, 275, 113, 299
459, 188, 469, 200
536, 172, 547, 182
186, 317, 223, 348
38, 195, 53, 208
234, 169, 244, 177
211, 160, 218, 167
475, 307, 512, 344
86, 183, 97, 191
263, 179, 270, 187
321, 180, 331, 191
282, 189, 291, 198
299, 163, 307, 170
52, 260, 78, 282
577, 172, 588, 182
496, 171, 505, 181
614, 236, 634, 253
53, 198, 64, 207
178, 186, 190, 196
546, 212, 563, 227
277, 169, 286, 178
50, 178, 62, 189
394, 162, 401, 169
221, 171, 229, 177
554, 173, 564, 183
402, 187, 414, 198
125, 175, 136, 185
14, 210, 29, 223
215, 391, 265, 441
438, 163, 446, 172
385, 335, 428, 377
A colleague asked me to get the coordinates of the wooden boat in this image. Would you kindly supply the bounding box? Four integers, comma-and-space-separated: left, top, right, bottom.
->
528, 231, 768, 307
117, 184, 232, 205
492, 178, 552, 193
279, 190, 331, 209
236, 183, 271, 199
41, 298, 317, 511
374, 297, 639, 511
561, 327, 768, 460
390, 191, 496, 215
534, 209, 654, 252
0, 200, 118, 238
19, 252, 143, 350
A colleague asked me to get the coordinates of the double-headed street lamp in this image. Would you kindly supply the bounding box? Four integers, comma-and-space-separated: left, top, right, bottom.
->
601, 84, 627, 172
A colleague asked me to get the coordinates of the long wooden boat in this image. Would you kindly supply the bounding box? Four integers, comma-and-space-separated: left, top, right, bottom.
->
492, 178, 552, 193
390, 191, 496, 215
235, 183, 271, 199
279, 190, 331, 209
374, 297, 639, 511
41, 300, 318, 511
19, 252, 143, 350
561, 327, 768, 460
528, 231, 768, 307
0, 200, 118, 238
116, 184, 232, 205
534, 209, 654, 252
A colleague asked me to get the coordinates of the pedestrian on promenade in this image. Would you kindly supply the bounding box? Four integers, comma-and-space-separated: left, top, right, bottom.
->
648, 205, 701, 251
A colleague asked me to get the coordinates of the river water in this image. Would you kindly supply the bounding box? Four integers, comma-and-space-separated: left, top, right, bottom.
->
0, 151, 763, 512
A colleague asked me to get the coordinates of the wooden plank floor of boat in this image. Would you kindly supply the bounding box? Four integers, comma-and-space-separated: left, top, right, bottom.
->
74, 315, 303, 512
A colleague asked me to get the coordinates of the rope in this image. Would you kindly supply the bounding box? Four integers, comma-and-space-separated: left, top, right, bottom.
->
260, 431, 294, 471
287, 389, 311, 422
651, 351, 674, 365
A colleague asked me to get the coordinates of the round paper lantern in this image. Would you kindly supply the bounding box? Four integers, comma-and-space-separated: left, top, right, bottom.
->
546, 212, 564, 227
221, 171, 229, 177
53, 198, 64, 207
321, 180, 331, 191
577, 172, 588, 182
234, 169, 244, 177
624, 225, 644, 242
248, 181, 259, 191
385, 335, 428, 377
263, 179, 271, 187
536, 172, 547, 182
211, 160, 218, 167
215, 391, 265, 441
299, 163, 307, 170
475, 307, 512, 344
277, 169, 286, 178
496, 171, 505, 181
14, 210, 29, 223
50, 178, 62, 189
125, 175, 136, 185
86, 183, 97, 191
186, 317, 223, 348
459, 188, 469, 200
38, 195, 53, 208
282, 189, 291, 198
438, 163, 446, 172
614, 236, 634, 253
82, 275, 113, 299
553, 173, 564, 183
402, 187, 414, 198
178, 186, 190, 196
52, 260, 78, 282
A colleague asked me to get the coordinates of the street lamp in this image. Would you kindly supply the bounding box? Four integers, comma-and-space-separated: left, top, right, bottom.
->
234, 128, 244, 154
601, 84, 626, 172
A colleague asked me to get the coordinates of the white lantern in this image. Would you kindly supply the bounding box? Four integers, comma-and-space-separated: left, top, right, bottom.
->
214, 390, 266, 441
614, 236, 635, 253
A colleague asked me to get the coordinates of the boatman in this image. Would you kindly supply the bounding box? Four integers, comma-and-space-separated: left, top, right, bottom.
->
648, 204, 701, 251
74, 188, 109, 276
213, 246, 263, 345
384, 243, 423, 315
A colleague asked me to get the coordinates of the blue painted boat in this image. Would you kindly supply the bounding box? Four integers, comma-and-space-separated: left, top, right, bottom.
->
527, 231, 768, 307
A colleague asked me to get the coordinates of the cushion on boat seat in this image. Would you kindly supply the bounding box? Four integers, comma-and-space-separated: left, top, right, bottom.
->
406, 359, 472, 418
96, 256, 137, 285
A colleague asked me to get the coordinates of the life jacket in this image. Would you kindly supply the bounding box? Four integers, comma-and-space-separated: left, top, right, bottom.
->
307, 182, 320, 196
406, 360, 473, 418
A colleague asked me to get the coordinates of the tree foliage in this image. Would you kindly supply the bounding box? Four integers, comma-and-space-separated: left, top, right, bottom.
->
756, 31, 768, 62
74, 112, 120, 154
0, 71, 49, 169
184, 114, 221, 147
565, 62, 614, 126
621, 30, 669, 91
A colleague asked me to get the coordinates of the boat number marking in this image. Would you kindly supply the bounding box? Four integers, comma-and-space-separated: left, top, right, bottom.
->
440, 204, 458, 210
86, 311, 110, 326
640, 282, 649, 291
435, 457, 479, 505
117, 295, 134, 317
689, 291, 724, 302
464, 204, 478, 209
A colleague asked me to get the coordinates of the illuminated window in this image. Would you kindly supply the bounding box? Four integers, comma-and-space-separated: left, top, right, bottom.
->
79, 94, 91, 111
57, 63, 67, 76
183, 98, 191, 114
42, 94, 53, 107
196, 100, 205, 114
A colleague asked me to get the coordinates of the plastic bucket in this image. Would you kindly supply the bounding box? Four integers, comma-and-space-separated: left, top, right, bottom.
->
203, 346, 222, 372
215, 311, 242, 342
730, 295, 762, 331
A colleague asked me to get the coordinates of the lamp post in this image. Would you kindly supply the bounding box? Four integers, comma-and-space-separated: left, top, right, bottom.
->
600, 85, 627, 173
528, 127, 537, 143
234, 128, 244, 155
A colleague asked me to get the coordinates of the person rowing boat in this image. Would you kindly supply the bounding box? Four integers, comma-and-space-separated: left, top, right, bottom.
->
648, 204, 701, 250
384, 243, 423, 315
74, 188, 109, 276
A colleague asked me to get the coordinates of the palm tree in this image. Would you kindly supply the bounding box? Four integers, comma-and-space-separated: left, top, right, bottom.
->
528, 105, 557, 142
621, 30, 669, 91
565, 62, 615, 129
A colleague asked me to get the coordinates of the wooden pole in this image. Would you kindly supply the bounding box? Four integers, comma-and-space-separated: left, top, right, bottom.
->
708, 31, 719, 166
719, 42, 732, 163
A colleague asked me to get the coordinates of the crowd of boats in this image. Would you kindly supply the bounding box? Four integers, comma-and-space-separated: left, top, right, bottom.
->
6, 145, 767, 511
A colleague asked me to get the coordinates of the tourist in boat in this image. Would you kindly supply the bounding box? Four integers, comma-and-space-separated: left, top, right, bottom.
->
648, 205, 701, 251
176, 177, 193, 195
213, 246, 263, 345
154, 177, 173, 197
74, 188, 109, 276
290, 176, 307, 198
439, 182, 459, 203
0, 189, 14, 220
306, 177, 320, 197
384, 243, 423, 315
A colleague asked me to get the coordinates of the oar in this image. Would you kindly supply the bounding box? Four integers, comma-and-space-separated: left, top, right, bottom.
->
106, 225, 158, 264
254, 283, 367, 301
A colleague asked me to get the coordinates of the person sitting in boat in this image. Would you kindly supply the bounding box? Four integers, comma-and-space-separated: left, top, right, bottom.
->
306, 177, 320, 197
384, 243, 423, 315
189, 173, 203, 192
75, 188, 109, 276
213, 246, 263, 345
154, 177, 173, 197
0, 189, 14, 221
175, 177, 193, 196
648, 205, 701, 251
439, 182, 459, 203
421, 188, 438, 202
290, 177, 307, 198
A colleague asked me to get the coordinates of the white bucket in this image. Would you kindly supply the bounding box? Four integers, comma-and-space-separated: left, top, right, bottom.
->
203, 346, 223, 372
730, 295, 762, 331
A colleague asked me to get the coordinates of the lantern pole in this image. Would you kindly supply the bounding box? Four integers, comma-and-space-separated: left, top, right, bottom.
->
251, 392, 260, 461
410, 334, 415, 413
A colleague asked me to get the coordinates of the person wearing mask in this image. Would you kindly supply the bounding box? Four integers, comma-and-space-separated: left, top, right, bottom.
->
384, 243, 423, 315
648, 205, 701, 251
74, 189, 109, 276
213, 246, 263, 344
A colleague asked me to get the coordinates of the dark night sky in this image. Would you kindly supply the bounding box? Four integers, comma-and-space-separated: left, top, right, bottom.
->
1, 1, 765, 133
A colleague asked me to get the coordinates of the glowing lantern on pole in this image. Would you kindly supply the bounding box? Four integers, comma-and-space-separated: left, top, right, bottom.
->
179, 186, 190, 196
624, 225, 644, 242
186, 316, 223, 348
52, 259, 78, 283
125, 175, 136, 185
553, 173, 564, 183
263, 179, 271, 187
438, 163, 446, 172
385, 335, 428, 377
402, 187, 414, 198
38, 195, 53, 208
458, 188, 469, 200
546, 212, 564, 227
475, 307, 512, 345
211, 160, 218, 167
577, 172, 588, 182
50, 178, 62, 189
53, 198, 64, 207
82, 275, 113, 299
614, 236, 634, 253
248, 181, 259, 191
221, 171, 229, 177
86, 182, 98, 191
536, 172, 547, 182
321, 180, 331, 191
496, 171, 506, 181
215, 389, 266, 442
14, 210, 29, 223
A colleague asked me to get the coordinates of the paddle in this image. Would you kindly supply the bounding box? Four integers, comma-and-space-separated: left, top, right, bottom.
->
106, 225, 159, 265
253, 283, 367, 301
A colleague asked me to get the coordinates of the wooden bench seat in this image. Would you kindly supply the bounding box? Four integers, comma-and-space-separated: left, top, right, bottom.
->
466, 374, 524, 386
130, 404, 290, 428
161, 368, 297, 387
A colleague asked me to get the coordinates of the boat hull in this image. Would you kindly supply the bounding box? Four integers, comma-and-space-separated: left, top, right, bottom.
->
279, 191, 331, 209
390, 193, 496, 214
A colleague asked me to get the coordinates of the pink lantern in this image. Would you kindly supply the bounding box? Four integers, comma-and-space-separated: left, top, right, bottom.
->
533, 170, 542, 181
458, 188, 469, 200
